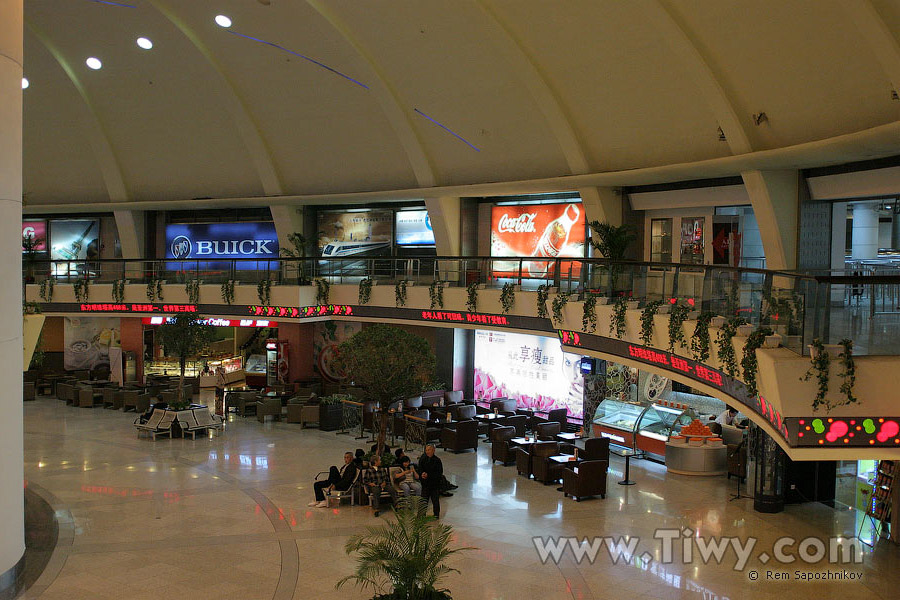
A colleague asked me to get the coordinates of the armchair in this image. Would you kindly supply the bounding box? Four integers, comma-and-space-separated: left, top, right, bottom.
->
561, 459, 609, 500
490, 426, 517, 465
422, 390, 444, 408
533, 407, 568, 431
256, 396, 282, 422
444, 390, 464, 407
404, 396, 423, 410
490, 398, 517, 416
498, 415, 527, 437
531, 441, 563, 484
516, 441, 557, 479
535, 422, 561, 441
582, 437, 610, 462
440, 419, 478, 453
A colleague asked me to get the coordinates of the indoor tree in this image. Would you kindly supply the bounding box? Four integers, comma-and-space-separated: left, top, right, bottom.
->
154, 311, 216, 409
587, 221, 636, 294
337, 324, 436, 453
279, 232, 316, 284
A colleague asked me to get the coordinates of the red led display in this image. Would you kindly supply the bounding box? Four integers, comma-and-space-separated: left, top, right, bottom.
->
625, 345, 725, 389
422, 311, 509, 326
80, 303, 197, 313
248, 305, 353, 318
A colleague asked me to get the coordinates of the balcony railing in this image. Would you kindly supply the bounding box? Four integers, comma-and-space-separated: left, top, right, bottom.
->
22, 256, 900, 356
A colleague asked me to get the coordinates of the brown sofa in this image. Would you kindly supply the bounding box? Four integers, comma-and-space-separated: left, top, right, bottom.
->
440, 419, 478, 453
562, 459, 609, 500
491, 426, 517, 465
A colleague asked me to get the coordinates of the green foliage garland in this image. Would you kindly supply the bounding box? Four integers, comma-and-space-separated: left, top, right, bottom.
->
358, 278, 373, 305
466, 283, 478, 313
428, 280, 444, 310
536, 285, 549, 319
39, 278, 54, 302
146, 278, 164, 303
73, 278, 90, 303
551, 292, 569, 326
221, 279, 235, 305
741, 327, 773, 398
500, 283, 515, 314
113, 279, 126, 304
801, 339, 830, 412
185, 279, 200, 305
582, 293, 597, 333
639, 300, 662, 346
716, 316, 746, 378
316, 278, 330, 306
395, 279, 409, 307
257, 278, 271, 306
610, 296, 627, 339
837, 338, 857, 407
690, 312, 715, 363
667, 303, 690, 353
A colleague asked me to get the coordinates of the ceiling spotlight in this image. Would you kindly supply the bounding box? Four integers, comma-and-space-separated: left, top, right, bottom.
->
717, 126, 727, 142
136, 37, 153, 50
85, 57, 102, 70
752, 112, 768, 126
215, 14, 233, 28
21, 77, 29, 89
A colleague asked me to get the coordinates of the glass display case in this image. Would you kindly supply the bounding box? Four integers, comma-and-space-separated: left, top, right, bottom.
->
591, 398, 650, 449
635, 403, 696, 458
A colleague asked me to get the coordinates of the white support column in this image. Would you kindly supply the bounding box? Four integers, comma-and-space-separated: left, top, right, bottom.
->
741, 170, 799, 271
579, 187, 622, 227
851, 202, 879, 260
113, 210, 145, 259
831, 202, 848, 304
0, 0, 24, 578
424, 196, 461, 256
269, 205, 304, 254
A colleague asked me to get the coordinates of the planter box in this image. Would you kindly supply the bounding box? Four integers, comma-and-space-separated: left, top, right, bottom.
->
687, 311, 700, 320
319, 403, 343, 431
809, 344, 844, 360
711, 316, 727, 328
763, 334, 783, 348
736, 324, 754, 337
596, 297, 611, 306
657, 305, 672, 314
626, 300, 640, 310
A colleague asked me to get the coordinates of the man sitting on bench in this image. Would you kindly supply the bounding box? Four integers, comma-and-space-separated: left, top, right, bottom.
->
309, 452, 357, 508
362, 455, 396, 517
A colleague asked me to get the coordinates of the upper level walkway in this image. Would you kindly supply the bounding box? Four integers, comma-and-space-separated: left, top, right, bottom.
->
24, 256, 900, 461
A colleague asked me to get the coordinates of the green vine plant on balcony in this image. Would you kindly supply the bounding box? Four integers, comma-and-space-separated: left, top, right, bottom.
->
23, 301, 42, 315
500, 283, 515, 314
837, 338, 858, 407
582, 293, 597, 333
146, 278, 164, 303
466, 282, 478, 313
551, 292, 569, 326
315, 278, 330, 305
395, 279, 409, 308
112, 279, 126, 304
762, 292, 802, 336
667, 303, 690, 353
801, 338, 830, 412
536, 285, 549, 319
358, 278, 373, 305
716, 317, 746, 378
690, 312, 716, 363
610, 295, 627, 339
428, 279, 444, 309
220, 279, 235, 305
73, 279, 90, 303
39, 277, 54, 302
639, 300, 663, 347
185, 279, 200, 305
257, 278, 272, 307
740, 327, 774, 398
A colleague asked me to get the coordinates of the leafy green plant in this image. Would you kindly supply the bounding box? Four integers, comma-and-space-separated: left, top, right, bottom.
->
741, 327, 773, 398
220, 279, 235, 305
112, 279, 126, 304
73, 278, 90, 303
639, 300, 662, 346
466, 283, 478, 313
500, 283, 515, 314
763, 293, 802, 336
257, 278, 272, 306
316, 278, 330, 305
155, 311, 216, 408
146, 278, 163, 302
690, 312, 715, 363
280, 232, 315, 285
23, 301, 42, 315
359, 278, 374, 305
551, 292, 569, 325
22, 233, 44, 282
185, 279, 200, 305
320, 394, 350, 406
716, 317, 746, 377
337, 496, 473, 600
801, 339, 830, 412
39, 278, 54, 302
429, 280, 444, 310
837, 338, 857, 407
610, 296, 627, 339
588, 221, 636, 292
667, 303, 690, 353
395, 279, 409, 307
536, 285, 549, 319
582, 293, 597, 333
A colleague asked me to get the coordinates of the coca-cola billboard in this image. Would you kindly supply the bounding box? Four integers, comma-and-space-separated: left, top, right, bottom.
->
490, 203, 586, 277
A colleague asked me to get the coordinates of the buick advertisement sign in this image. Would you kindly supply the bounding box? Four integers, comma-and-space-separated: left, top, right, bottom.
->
165, 222, 279, 270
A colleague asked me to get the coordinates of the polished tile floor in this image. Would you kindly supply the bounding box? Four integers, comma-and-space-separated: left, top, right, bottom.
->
20, 398, 900, 600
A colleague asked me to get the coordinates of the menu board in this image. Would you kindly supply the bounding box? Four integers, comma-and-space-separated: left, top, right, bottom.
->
490, 203, 585, 278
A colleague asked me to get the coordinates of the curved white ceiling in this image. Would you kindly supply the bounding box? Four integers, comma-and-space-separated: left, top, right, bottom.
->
21, 0, 900, 208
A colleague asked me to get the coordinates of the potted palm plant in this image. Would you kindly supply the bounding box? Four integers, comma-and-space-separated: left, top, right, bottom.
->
337, 497, 473, 599
587, 221, 636, 295
318, 394, 347, 432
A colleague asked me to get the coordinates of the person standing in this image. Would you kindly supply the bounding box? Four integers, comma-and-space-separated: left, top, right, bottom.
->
418, 444, 444, 518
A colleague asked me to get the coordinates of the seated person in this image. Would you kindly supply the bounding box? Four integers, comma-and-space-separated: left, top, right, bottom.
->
393, 455, 421, 497
353, 449, 366, 469
140, 400, 168, 424
362, 455, 397, 517
309, 452, 357, 508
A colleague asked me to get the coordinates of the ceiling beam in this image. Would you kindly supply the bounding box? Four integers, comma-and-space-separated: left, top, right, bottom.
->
844, 0, 900, 95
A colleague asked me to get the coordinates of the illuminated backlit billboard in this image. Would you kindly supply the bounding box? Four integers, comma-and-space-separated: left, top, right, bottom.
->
317, 209, 392, 258
490, 202, 585, 278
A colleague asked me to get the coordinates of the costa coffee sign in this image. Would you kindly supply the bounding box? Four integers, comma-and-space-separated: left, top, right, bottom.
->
490, 203, 586, 278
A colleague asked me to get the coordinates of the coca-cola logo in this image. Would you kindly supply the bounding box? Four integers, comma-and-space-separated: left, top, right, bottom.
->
497, 212, 537, 233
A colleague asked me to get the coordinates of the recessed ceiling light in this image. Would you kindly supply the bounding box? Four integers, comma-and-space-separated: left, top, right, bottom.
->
215, 15, 232, 28
86, 57, 102, 70
136, 37, 153, 50
21, 77, 29, 89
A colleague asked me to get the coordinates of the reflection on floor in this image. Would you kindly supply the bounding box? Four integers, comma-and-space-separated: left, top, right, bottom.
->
829, 304, 900, 355
20, 398, 900, 600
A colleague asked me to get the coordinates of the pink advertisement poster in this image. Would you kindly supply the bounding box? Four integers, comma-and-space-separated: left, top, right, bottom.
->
473, 329, 585, 418
22, 220, 47, 251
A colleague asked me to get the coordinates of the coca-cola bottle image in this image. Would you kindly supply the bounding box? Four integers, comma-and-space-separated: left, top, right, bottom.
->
527, 204, 580, 277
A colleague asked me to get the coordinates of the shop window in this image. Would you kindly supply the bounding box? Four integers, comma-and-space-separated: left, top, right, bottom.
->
650, 218, 672, 263
680, 217, 705, 264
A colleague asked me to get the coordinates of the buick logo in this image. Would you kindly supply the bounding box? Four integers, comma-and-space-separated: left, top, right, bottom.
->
171, 235, 192, 259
